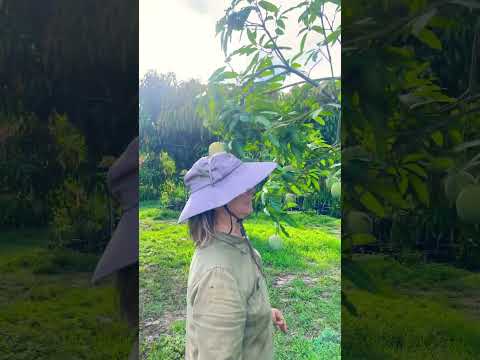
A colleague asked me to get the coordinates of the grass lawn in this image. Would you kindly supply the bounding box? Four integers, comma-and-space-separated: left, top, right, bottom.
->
139, 202, 341, 360
343, 254, 480, 359
0, 228, 135, 359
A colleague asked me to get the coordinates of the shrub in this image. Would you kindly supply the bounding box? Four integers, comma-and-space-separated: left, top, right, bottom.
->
48, 177, 113, 253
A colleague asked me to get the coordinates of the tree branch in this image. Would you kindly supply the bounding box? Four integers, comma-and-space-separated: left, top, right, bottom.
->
245, 64, 288, 82
253, 1, 320, 88
261, 76, 340, 95
320, 4, 335, 79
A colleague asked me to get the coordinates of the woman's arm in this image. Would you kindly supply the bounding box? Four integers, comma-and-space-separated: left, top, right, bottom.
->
190, 266, 247, 360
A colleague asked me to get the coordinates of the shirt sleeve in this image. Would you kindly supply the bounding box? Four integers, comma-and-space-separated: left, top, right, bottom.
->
190, 266, 247, 360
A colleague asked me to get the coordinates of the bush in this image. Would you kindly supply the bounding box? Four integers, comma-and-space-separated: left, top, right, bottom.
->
48, 177, 113, 253
160, 180, 186, 210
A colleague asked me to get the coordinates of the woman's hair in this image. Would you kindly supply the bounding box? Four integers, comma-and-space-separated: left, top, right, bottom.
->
115, 262, 139, 329
187, 209, 215, 247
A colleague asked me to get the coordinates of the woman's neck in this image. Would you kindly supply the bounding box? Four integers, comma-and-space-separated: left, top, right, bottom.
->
214, 208, 243, 237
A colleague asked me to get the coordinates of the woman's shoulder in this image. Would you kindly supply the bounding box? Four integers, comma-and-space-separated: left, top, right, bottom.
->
188, 241, 255, 291
193, 239, 247, 271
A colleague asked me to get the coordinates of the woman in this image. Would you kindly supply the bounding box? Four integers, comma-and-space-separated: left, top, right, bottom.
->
92, 137, 139, 360
178, 143, 288, 360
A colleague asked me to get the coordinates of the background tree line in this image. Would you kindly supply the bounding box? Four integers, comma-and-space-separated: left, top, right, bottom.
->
0, 0, 138, 253
139, 0, 342, 227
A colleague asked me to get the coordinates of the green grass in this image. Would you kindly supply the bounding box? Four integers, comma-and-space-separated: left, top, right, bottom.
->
139, 201, 341, 360
343, 254, 480, 359
0, 228, 135, 359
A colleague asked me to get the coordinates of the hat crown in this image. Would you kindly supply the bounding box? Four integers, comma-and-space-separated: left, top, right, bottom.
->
107, 137, 139, 208
184, 152, 243, 193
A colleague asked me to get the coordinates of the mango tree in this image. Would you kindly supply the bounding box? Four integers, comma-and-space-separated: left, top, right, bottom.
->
198, 0, 341, 236
342, 0, 480, 315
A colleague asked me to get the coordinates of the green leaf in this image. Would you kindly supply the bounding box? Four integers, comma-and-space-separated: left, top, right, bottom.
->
241, 52, 260, 77
268, 133, 280, 147
277, 19, 285, 29
280, 2, 309, 17
409, 174, 429, 206
398, 169, 409, 195
254, 115, 271, 128
278, 222, 290, 237
402, 153, 427, 163
290, 184, 302, 195
209, 66, 226, 82
415, 28, 442, 50
431, 131, 443, 146
355, 186, 386, 218
231, 139, 245, 157
247, 29, 257, 44
218, 71, 238, 81
404, 163, 427, 178
284, 201, 297, 209
371, 181, 410, 209
300, 32, 308, 52
259, 0, 278, 13
429, 156, 454, 171
351, 233, 377, 246
325, 29, 341, 45
411, 8, 437, 36
282, 213, 298, 228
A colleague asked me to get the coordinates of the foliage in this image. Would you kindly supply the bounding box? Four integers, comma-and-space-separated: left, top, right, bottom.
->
0, 111, 60, 227
48, 112, 87, 171
139, 71, 216, 171
0, 109, 121, 252
47, 177, 112, 253
0, 0, 138, 155
196, 0, 342, 233
140, 149, 187, 209
1, 0, 137, 239
342, 0, 480, 313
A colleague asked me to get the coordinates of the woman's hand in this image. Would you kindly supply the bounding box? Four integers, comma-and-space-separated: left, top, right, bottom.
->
271, 308, 288, 333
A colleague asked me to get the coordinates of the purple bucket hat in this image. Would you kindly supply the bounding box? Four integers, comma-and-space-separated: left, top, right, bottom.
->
92, 137, 139, 284
178, 151, 277, 223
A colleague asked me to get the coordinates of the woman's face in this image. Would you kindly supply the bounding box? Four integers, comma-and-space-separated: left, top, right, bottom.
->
227, 187, 255, 218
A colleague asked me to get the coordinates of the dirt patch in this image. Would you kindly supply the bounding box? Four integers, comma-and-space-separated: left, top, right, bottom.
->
445, 291, 480, 319
140, 222, 152, 230
302, 275, 319, 285
141, 310, 186, 344
273, 274, 296, 287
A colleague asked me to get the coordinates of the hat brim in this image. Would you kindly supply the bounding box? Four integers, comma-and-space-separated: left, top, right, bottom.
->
178, 161, 277, 223
91, 207, 138, 284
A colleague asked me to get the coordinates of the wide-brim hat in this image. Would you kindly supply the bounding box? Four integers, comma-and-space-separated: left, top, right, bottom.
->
92, 207, 138, 283
178, 150, 277, 223
92, 137, 139, 284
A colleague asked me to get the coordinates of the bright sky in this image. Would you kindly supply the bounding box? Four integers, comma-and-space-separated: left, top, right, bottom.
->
139, 0, 340, 84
